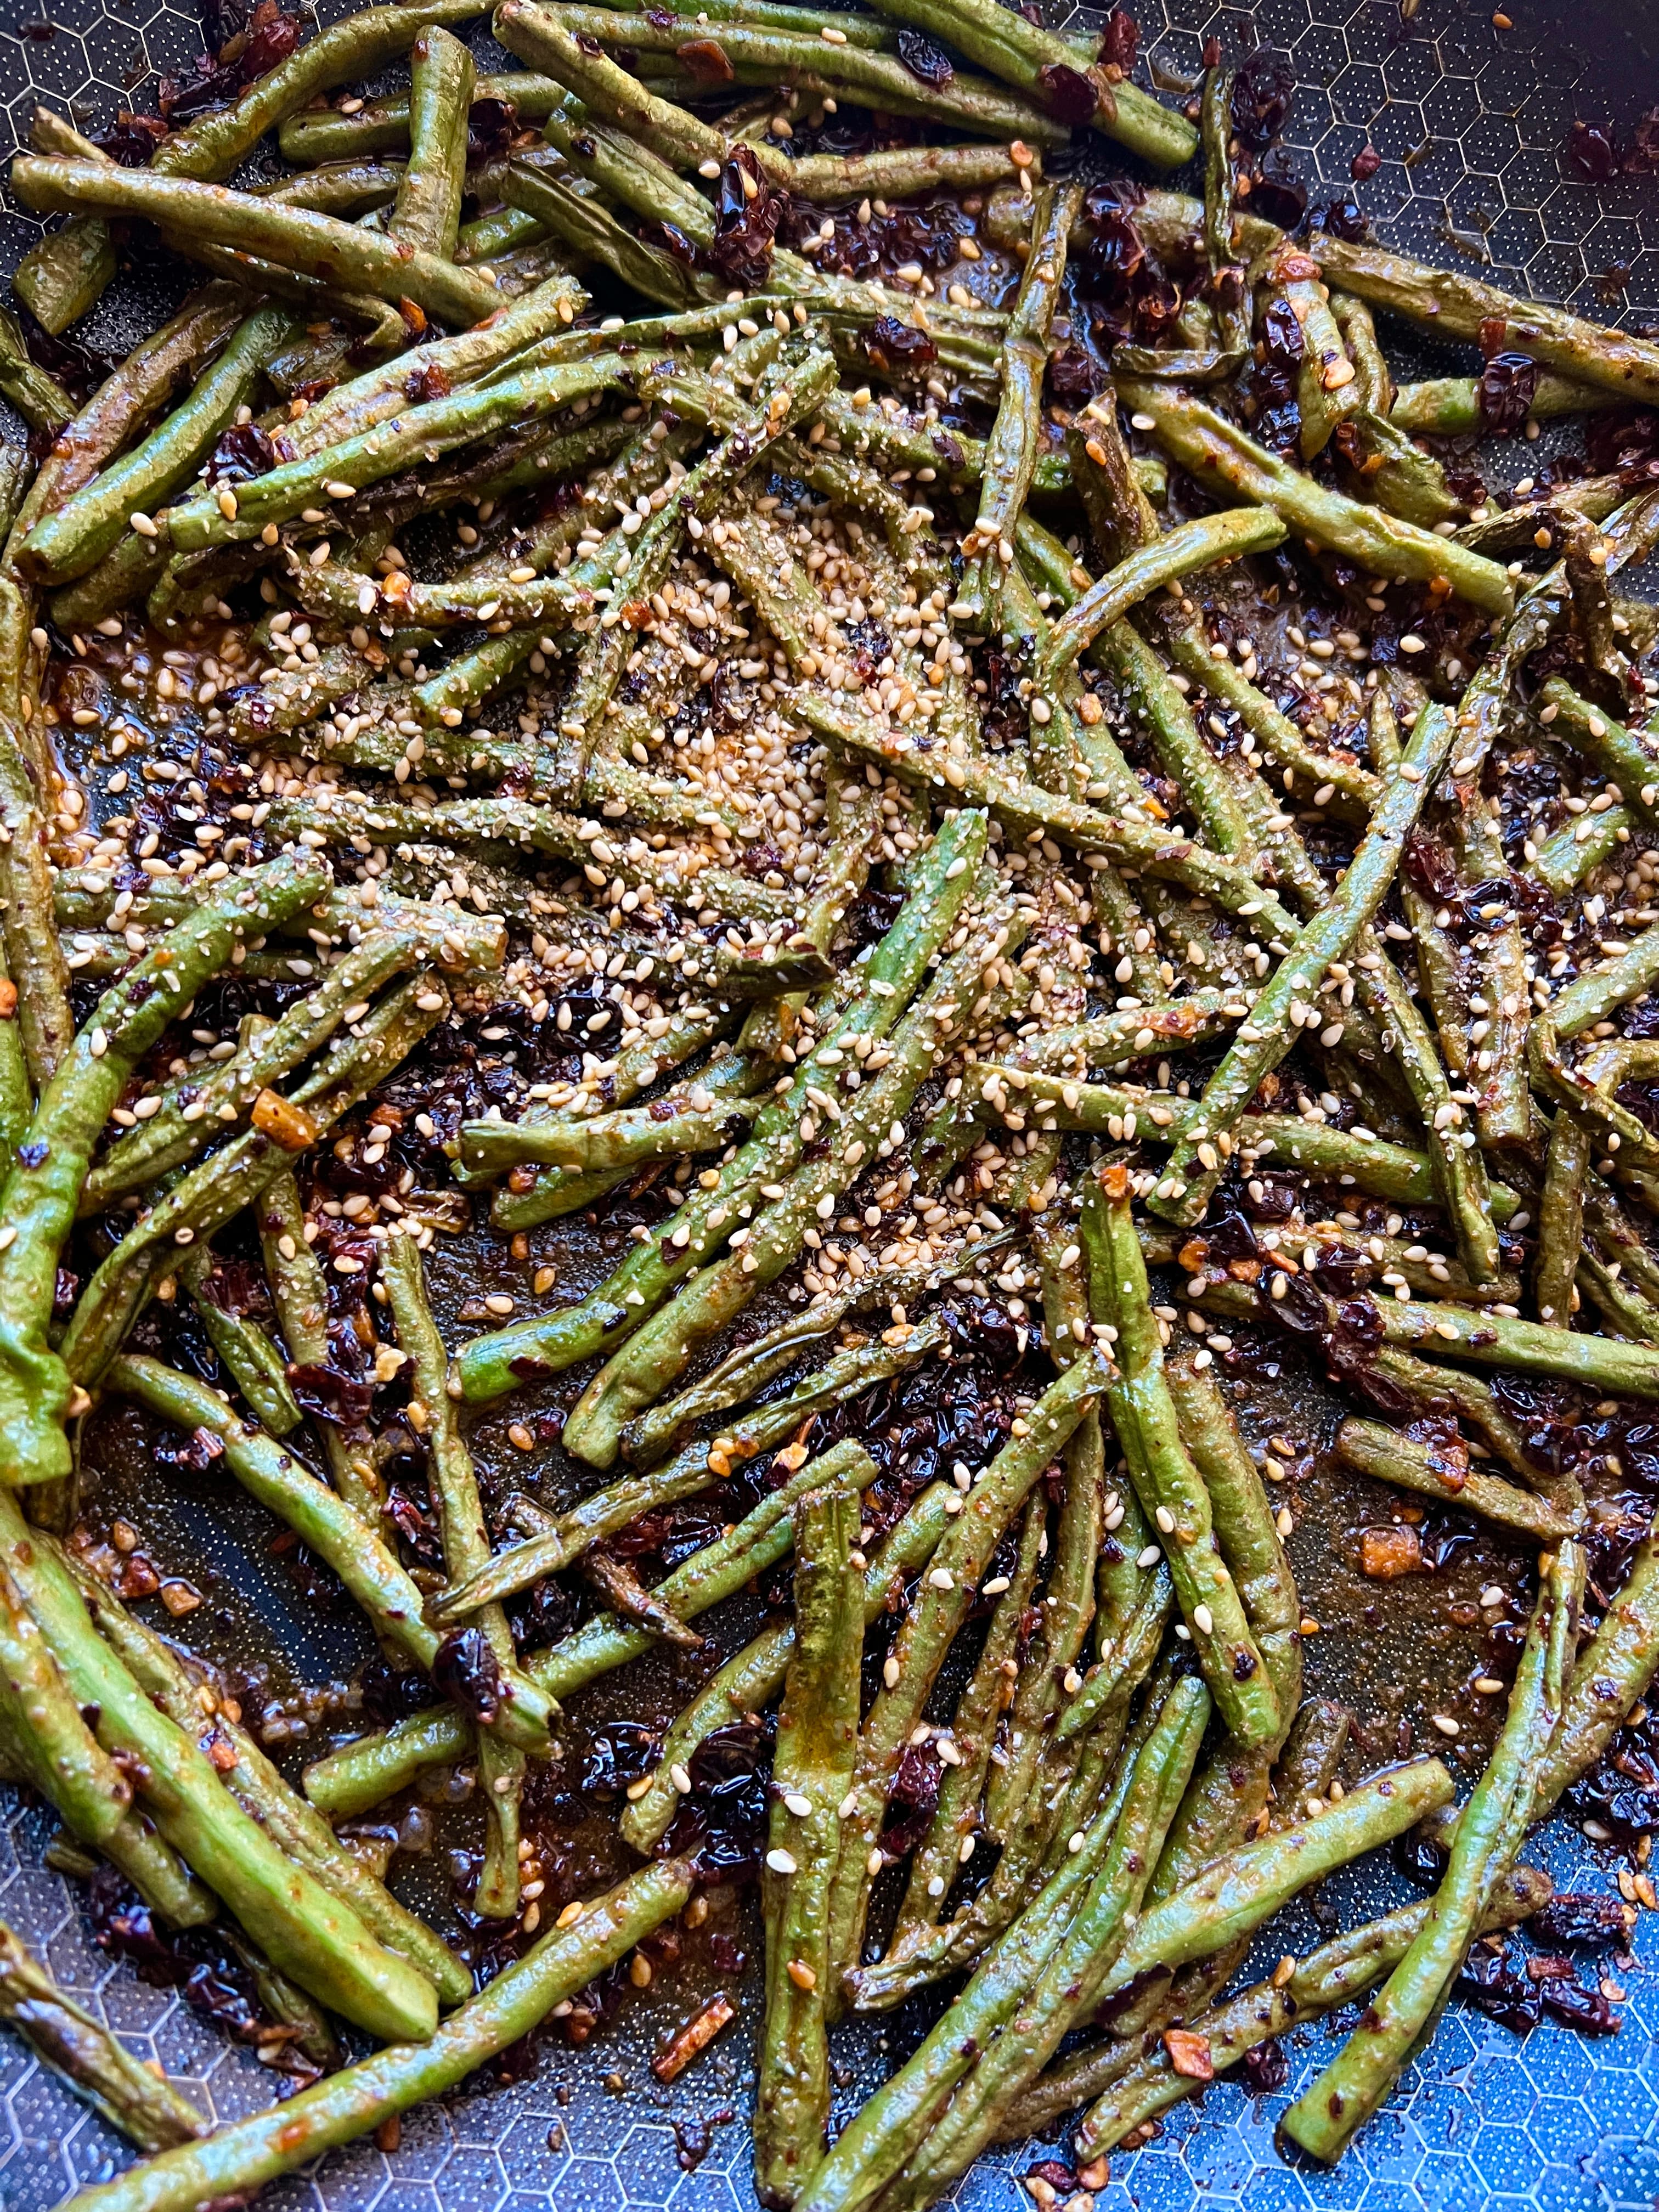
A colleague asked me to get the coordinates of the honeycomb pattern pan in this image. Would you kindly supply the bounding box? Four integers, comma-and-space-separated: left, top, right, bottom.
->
0, 2, 1656, 2210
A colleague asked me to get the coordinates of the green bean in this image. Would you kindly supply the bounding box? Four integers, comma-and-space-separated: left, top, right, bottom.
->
310, 1436, 882, 1813
505, 0, 1069, 146
14, 157, 499, 330
177, 1245, 302, 1436
1313, 232, 1659, 414
164, 351, 618, 557
1458, 465, 1637, 557
430, 1444, 721, 1624
492, 3, 742, 177
1069, 1866, 1551, 2158
0, 1484, 439, 2045
453, 808, 988, 1400
1261, 243, 1361, 461
1197, 1268, 1659, 1399
390, 21, 476, 256
107, 1352, 555, 1756
560, 891, 1016, 1466
460, 1085, 760, 1181
1280, 1544, 1579, 2163
1097, 618, 1257, 859
255, 158, 408, 216
59, 977, 448, 1403
0, 300, 71, 433
1084, 1164, 1279, 1743
381, 1232, 523, 1915
1391, 370, 1615, 436
981, 1222, 1101, 1838
1116, 379, 1515, 616
1532, 1510, 1659, 1816
1151, 1348, 1301, 1893
1538, 678, 1659, 819
898, 1494, 1044, 1935
63, 1545, 471, 2006
0, 1918, 207, 2151
0, 852, 326, 1491
796, 1677, 1206, 2212
970, 180, 1080, 622
622, 1482, 953, 1859
878, 1681, 1210, 2212
1576, 1247, 1659, 1342
1334, 1418, 1578, 1543
1146, 701, 1452, 1226
863, 0, 1193, 164
283, 276, 587, 458
974, 1062, 1523, 1216
54, 1857, 693, 2212
20, 308, 295, 586
1548, 917, 1659, 1039
86, 919, 498, 1214
1351, 930, 1505, 1288
1035, 509, 1287, 706
0, 1556, 134, 1848
19, 1, 488, 334
791, 143, 1026, 199
535, 110, 716, 245
823, 1353, 1110, 1999
756, 1476, 861, 2207
488, 998, 738, 1233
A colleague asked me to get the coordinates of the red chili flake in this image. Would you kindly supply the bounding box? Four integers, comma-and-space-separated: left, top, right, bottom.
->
1351, 143, 1381, 180
653, 1993, 735, 2081
1097, 6, 1139, 70
676, 35, 734, 82
1035, 59, 1098, 126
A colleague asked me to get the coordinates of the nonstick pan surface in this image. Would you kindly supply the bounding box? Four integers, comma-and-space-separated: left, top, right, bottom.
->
0, 3, 1656, 2208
